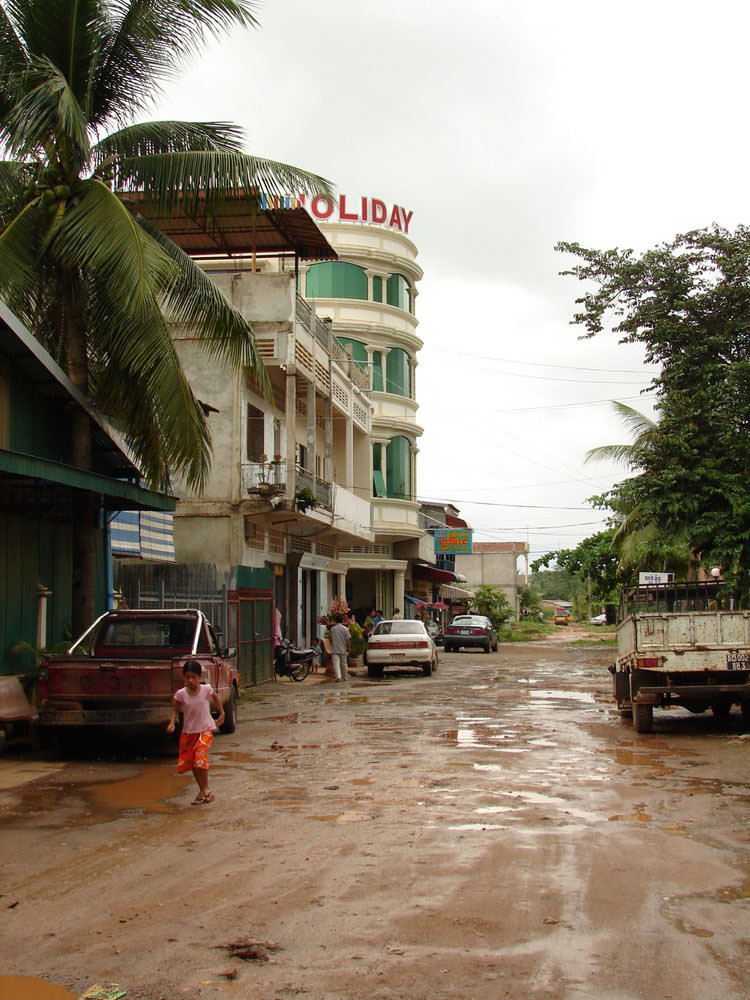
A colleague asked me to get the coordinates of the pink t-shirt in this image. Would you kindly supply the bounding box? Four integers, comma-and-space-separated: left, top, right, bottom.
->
174, 684, 215, 733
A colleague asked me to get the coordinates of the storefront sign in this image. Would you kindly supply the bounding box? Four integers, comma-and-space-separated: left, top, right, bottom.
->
434, 529, 473, 554
260, 192, 413, 234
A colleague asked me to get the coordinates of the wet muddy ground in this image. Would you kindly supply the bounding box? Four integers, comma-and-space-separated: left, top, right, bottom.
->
1, 640, 750, 1000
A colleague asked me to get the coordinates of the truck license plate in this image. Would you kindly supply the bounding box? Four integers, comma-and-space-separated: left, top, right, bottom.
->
727, 651, 750, 669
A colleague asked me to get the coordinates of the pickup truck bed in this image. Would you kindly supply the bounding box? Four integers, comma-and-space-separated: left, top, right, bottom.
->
612, 582, 750, 733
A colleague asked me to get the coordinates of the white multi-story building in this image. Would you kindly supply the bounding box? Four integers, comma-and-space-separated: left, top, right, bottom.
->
300, 193, 424, 618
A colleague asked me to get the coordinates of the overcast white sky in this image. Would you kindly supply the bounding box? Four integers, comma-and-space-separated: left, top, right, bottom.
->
156, 0, 750, 563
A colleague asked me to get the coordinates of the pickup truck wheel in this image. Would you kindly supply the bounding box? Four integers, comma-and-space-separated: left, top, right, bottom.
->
711, 701, 732, 719
219, 689, 237, 733
633, 702, 654, 734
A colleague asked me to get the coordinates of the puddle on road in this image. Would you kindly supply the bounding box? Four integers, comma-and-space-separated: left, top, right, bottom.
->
529, 689, 596, 704
83, 761, 184, 814
2, 760, 185, 825
0, 978, 75, 1000
447, 822, 510, 831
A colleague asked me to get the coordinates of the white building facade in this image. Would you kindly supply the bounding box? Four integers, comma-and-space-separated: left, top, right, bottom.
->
299, 193, 424, 619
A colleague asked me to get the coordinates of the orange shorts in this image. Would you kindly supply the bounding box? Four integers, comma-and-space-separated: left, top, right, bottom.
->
177, 730, 213, 772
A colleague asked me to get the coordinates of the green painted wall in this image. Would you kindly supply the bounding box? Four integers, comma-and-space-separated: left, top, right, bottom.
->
0, 513, 73, 672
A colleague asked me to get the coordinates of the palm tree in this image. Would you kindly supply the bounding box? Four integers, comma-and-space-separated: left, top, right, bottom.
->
586, 402, 694, 577
0, 0, 332, 632
584, 400, 657, 468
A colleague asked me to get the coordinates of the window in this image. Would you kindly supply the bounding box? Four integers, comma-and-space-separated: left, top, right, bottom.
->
306, 261, 368, 300
336, 337, 369, 377
386, 436, 411, 500
246, 404, 265, 460
372, 351, 384, 392
386, 273, 410, 311
385, 348, 409, 397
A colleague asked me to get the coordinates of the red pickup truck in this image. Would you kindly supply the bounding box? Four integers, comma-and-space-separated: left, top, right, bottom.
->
38, 609, 239, 736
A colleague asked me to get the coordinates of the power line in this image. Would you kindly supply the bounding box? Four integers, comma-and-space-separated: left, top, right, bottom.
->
489, 392, 655, 414
428, 347, 659, 377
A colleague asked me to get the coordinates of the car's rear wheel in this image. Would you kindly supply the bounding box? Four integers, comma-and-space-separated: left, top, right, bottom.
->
484, 638, 491, 654
367, 663, 384, 678
444, 643, 454, 653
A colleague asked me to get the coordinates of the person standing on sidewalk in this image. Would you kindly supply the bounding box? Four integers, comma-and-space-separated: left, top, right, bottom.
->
329, 614, 351, 682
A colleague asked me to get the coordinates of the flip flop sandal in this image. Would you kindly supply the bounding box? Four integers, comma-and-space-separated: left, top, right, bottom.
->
191, 795, 206, 805
201, 791, 215, 804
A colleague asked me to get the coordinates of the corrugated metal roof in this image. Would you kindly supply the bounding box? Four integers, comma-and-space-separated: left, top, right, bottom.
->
124, 192, 338, 261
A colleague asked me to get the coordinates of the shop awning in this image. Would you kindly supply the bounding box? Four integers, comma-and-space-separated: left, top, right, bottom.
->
413, 563, 460, 583
441, 584, 475, 601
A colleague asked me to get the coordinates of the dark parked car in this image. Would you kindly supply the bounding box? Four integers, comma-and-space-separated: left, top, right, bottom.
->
443, 614, 498, 654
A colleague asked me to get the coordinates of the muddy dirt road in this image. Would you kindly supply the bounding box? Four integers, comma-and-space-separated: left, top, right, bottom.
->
2, 640, 750, 1000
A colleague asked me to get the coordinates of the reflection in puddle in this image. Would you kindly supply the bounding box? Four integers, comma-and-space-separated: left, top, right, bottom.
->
0, 978, 76, 1000
529, 689, 596, 704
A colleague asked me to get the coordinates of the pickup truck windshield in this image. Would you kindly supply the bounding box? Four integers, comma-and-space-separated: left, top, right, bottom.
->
94, 617, 198, 651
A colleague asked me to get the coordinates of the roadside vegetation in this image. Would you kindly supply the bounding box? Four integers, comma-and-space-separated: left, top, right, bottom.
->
532, 225, 750, 610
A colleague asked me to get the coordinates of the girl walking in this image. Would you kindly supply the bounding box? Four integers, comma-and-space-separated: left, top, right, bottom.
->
167, 659, 224, 804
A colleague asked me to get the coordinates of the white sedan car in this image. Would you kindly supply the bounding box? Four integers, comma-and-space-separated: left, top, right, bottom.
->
365, 620, 438, 678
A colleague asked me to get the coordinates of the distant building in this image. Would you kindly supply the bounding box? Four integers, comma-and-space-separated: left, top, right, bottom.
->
454, 541, 530, 616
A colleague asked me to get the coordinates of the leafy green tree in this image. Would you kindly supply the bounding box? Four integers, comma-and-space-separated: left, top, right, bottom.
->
529, 566, 575, 603
0, 0, 330, 631
470, 584, 514, 630
533, 528, 621, 612
558, 225, 750, 599
517, 584, 541, 614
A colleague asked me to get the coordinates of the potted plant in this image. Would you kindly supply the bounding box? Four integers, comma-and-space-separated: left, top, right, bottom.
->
295, 486, 318, 512
348, 620, 366, 669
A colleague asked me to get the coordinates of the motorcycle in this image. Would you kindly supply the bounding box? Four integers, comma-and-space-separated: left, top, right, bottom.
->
273, 638, 316, 682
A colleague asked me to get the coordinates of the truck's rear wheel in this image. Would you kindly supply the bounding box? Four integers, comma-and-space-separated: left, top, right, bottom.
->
633, 702, 653, 734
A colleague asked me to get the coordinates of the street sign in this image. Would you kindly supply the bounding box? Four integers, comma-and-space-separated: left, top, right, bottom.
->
638, 572, 674, 586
